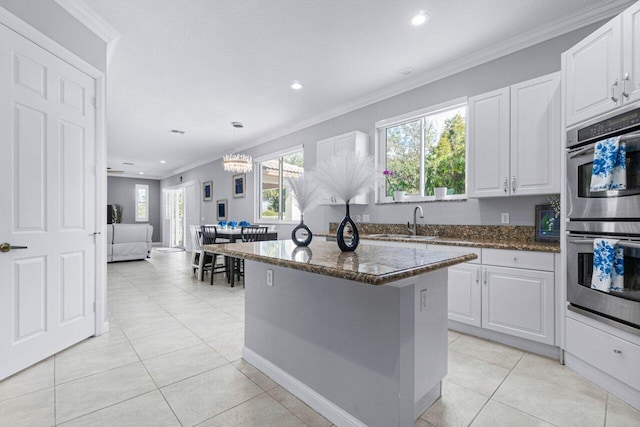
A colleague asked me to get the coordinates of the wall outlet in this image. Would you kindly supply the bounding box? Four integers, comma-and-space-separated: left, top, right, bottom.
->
501, 212, 510, 224
266, 269, 273, 287
420, 289, 428, 311
362, 214, 370, 222
355, 214, 362, 222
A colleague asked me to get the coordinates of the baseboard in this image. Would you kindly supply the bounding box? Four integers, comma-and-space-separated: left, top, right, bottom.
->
152, 242, 162, 246
449, 321, 561, 360
415, 382, 441, 420
242, 347, 367, 427
565, 353, 640, 411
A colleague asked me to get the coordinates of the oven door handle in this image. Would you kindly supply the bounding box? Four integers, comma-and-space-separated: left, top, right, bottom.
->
568, 237, 640, 249
568, 145, 594, 159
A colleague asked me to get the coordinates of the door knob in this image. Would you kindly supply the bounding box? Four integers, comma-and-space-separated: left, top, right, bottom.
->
0, 243, 28, 253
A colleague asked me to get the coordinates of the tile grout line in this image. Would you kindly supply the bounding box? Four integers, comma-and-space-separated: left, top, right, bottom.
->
603, 392, 609, 427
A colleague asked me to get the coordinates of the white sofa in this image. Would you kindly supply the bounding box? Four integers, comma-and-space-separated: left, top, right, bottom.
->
107, 224, 153, 262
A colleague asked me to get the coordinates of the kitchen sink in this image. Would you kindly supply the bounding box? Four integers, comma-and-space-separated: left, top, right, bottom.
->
368, 234, 437, 241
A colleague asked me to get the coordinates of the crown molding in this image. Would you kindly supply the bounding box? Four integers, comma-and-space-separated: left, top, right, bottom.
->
240, 0, 634, 151
54, 0, 120, 65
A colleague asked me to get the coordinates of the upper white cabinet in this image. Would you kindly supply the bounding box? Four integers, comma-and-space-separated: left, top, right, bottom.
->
467, 87, 511, 197
316, 130, 369, 205
565, 2, 640, 127
468, 73, 560, 198
623, 1, 640, 105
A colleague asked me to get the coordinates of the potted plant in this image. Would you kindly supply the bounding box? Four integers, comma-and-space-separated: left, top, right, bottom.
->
383, 170, 409, 201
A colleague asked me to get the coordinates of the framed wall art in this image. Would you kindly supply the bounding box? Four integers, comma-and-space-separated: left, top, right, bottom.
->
202, 181, 213, 201
232, 173, 246, 198
535, 204, 560, 242
216, 199, 228, 220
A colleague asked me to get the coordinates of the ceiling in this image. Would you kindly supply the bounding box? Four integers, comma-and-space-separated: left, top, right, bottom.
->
83, 0, 633, 179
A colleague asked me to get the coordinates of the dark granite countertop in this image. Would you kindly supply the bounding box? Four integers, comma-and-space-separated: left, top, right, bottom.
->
203, 240, 477, 286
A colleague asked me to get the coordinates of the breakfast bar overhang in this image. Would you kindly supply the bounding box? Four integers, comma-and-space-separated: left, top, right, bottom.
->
207, 240, 477, 427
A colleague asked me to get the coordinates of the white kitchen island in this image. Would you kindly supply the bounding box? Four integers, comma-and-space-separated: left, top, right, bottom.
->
207, 240, 476, 427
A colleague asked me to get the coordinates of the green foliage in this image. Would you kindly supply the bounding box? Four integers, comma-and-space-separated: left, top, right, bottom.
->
385, 110, 466, 197
424, 113, 466, 195
385, 120, 421, 196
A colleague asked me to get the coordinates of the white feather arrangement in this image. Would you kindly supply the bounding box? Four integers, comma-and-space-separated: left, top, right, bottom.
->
286, 174, 321, 214
312, 150, 376, 204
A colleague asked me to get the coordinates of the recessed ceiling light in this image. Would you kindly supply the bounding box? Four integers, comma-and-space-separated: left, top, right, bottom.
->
290, 80, 303, 90
399, 67, 414, 75
231, 121, 244, 128
160, 160, 166, 164
169, 129, 186, 135
123, 162, 135, 165
139, 171, 144, 175
410, 11, 429, 26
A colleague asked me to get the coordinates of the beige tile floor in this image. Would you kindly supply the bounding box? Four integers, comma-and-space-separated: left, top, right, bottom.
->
1, 250, 640, 426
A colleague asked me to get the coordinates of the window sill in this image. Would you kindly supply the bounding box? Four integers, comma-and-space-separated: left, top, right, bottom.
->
376, 196, 467, 205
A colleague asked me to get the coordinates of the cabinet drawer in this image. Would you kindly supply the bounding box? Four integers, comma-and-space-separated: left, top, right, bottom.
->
482, 248, 554, 271
427, 244, 481, 264
566, 317, 640, 391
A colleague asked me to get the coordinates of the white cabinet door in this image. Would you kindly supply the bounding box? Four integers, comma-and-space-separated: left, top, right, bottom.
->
510, 73, 561, 195
448, 263, 481, 327
623, 2, 640, 104
316, 131, 370, 205
467, 87, 510, 198
0, 24, 97, 380
565, 16, 622, 127
316, 137, 336, 164
482, 266, 555, 345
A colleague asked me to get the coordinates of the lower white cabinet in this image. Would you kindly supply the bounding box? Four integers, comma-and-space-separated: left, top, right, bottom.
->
444, 246, 556, 346
482, 266, 555, 345
566, 316, 640, 391
448, 263, 481, 327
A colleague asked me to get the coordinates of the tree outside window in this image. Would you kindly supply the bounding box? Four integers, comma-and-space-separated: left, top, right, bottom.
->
383, 105, 466, 198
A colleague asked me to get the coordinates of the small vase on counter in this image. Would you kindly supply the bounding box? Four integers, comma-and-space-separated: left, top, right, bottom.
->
336, 203, 359, 252
291, 213, 313, 247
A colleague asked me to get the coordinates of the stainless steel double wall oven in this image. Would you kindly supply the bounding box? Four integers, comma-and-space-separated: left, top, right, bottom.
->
566, 104, 640, 333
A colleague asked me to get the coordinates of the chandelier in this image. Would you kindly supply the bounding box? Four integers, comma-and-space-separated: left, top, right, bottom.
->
223, 152, 252, 173
223, 121, 253, 173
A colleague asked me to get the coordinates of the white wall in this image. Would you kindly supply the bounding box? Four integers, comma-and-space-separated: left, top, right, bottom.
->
162, 22, 604, 235
0, 0, 107, 72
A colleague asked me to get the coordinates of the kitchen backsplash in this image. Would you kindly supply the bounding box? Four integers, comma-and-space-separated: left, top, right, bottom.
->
328, 223, 536, 243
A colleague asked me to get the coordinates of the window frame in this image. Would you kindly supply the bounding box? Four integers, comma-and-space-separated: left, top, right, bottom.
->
254, 145, 304, 224
134, 184, 149, 222
375, 97, 468, 203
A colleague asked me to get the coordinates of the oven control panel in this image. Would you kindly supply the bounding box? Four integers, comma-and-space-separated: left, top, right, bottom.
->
569, 107, 640, 148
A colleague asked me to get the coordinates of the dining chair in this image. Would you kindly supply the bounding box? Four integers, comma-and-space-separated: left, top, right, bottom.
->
189, 225, 210, 281
201, 225, 229, 285
230, 226, 271, 286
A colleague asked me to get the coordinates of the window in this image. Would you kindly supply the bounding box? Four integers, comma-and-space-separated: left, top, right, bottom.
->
256, 148, 304, 222
135, 184, 149, 222
377, 99, 467, 200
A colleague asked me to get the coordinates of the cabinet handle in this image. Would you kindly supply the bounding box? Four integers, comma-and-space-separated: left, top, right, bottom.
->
613, 349, 622, 354
483, 269, 488, 285
622, 73, 630, 99
475, 268, 480, 284
511, 176, 516, 192
503, 177, 508, 193
611, 79, 619, 103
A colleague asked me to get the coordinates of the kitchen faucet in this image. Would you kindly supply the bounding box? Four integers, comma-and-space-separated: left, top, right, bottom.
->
407, 205, 424, 236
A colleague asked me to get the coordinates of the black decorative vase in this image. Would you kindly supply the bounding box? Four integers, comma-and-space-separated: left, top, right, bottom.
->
336, 203, 359, 252
291, 214, 313, 247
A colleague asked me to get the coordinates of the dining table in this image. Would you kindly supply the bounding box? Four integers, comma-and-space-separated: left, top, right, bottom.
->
203, 226, 278, 287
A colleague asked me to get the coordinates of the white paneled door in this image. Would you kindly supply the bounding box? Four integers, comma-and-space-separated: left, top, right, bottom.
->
0, 24, 97, 380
